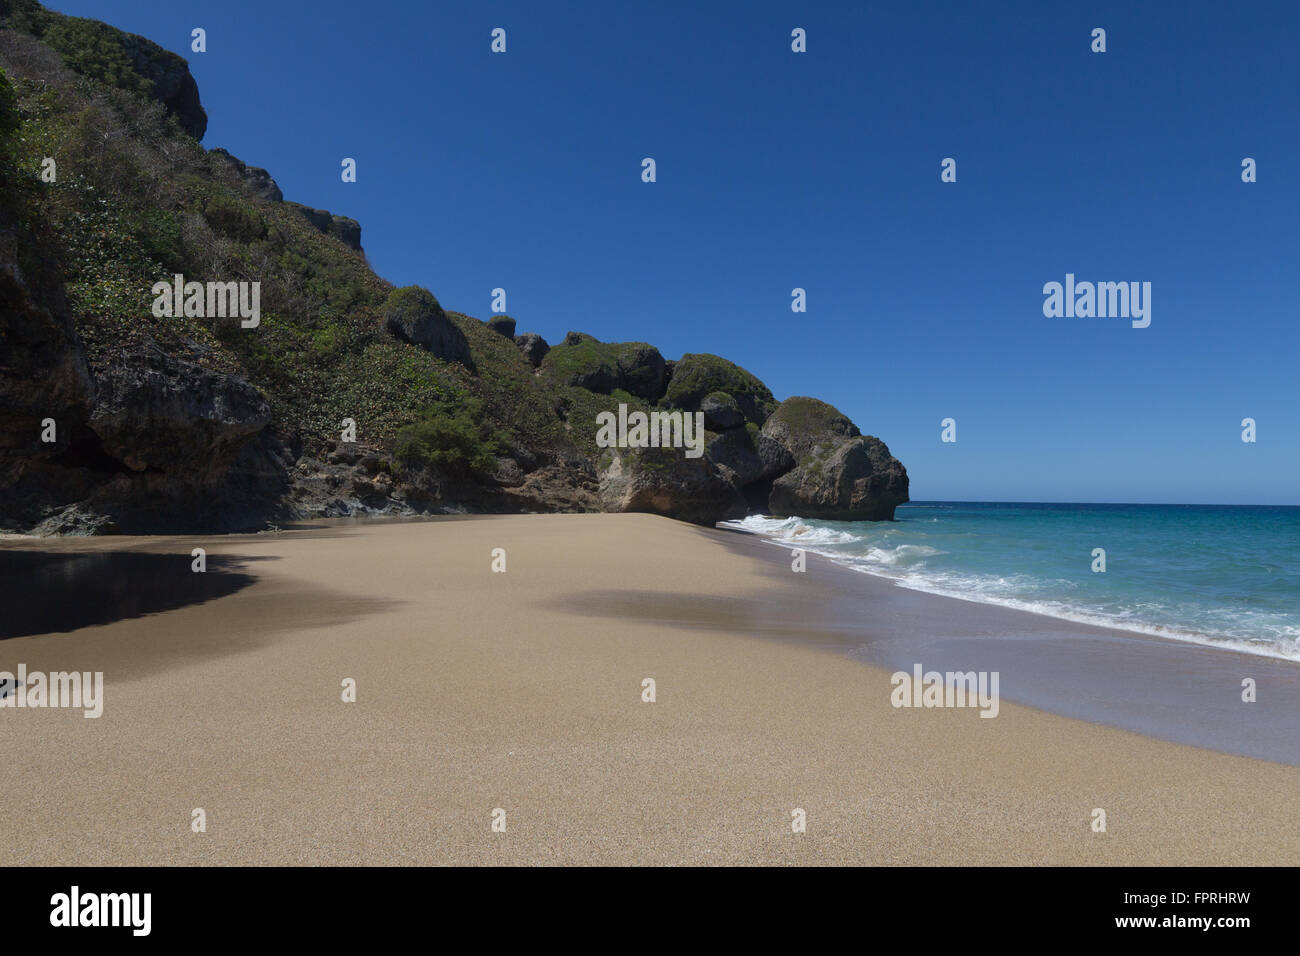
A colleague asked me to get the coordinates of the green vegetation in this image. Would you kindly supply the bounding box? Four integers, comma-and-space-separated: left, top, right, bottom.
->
393, 398, 505, 476
541, 332, 660, 393
1, 0, 192, 114
561, 385, 654, 460
541, 332, 618, 388
767, 396, 856, 437
0, 1, 805, 504
381, 285, 443, 325
662, 353, 776, 424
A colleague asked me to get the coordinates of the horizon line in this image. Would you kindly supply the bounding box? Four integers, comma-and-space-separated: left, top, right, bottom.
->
904, 499, 1300, 508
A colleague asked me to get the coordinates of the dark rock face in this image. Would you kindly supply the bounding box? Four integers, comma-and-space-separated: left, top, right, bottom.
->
487, 315, 516, 339
381, 286, 473, 369
0, 329, 292, 535
755, 431, 797, 479
209, 148, 282, 202
0, 3, 912, 535
118, 34, 207, 140
760, 397, 909, 521
700, 392, 744, 431
0, 214, 95, 460
88, 339, 271, 472
285, 202, 363, 253
514, 332, 550, 367
615, 344, 668, 401
208, 152, 362, 252
330, 216, 362, 252
705, 427, 765, 487
598, 446, 746, 525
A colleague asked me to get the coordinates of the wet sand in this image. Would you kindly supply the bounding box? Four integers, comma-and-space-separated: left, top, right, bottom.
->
1, 514, 1297, 865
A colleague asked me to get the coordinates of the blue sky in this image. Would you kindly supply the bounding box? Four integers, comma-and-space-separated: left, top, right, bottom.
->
50, 0, 1300, 504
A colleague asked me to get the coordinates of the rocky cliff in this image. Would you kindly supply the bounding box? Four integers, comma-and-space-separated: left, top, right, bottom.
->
0, 1, 907, 534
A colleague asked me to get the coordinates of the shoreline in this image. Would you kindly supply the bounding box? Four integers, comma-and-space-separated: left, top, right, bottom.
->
725, 509, 1300, 665
2, 513, 1298, 864
712, 522, 1300, 766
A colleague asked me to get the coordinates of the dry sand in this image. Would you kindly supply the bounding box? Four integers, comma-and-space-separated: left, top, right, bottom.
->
1, 513, 1297, 865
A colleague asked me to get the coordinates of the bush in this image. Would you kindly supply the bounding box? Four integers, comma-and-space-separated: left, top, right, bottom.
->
383, 285, 443, 323
392, 400, 503, 475
39, 17, 153, 99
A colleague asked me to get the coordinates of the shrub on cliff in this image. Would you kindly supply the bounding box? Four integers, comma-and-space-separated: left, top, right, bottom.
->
392, 399, 504, 476
542, 332, 666, 399
662, 353, 777, 426
381, 285, 473, 369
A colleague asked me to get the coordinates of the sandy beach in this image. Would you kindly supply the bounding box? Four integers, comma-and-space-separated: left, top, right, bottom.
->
1, 513, 1297, 866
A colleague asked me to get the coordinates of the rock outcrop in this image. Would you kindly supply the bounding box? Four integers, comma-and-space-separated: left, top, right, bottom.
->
514, 332, 550, 367
208, 146, 366, 253
118, 33, 207, 140
486, 315, 516, 339
761, 397, 909, 521
700, 392, 744, 431
0, 211, 95, 460
662, 353, 777, 426
286, 202, 363, 253
87, 339, 272, 472
0, 3, 911, 534
598, 446, 746, 526
381, 286, 473, 369
542, 333, 668, 401
209, 148, 283, 202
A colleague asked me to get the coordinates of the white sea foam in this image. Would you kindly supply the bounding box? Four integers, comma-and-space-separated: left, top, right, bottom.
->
724, 515, 1300, 663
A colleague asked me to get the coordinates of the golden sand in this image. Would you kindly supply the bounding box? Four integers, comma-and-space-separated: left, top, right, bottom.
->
1, 514, 1295, 865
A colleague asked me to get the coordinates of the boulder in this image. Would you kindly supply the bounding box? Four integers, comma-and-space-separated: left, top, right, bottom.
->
615, 344, 668, 401
700, 391, 744, 431
381, 286, 473, 368
761, 397, 908, 521
542, 333, 667, 399
704, 426, 765, 486
755, 430, 797, 478
663, 353, 777, 426
87, 339, 272, 472
487, 315, 516, 339
543, 332, 618, 392
598, 446, 746, 525
514, 332, 550, 367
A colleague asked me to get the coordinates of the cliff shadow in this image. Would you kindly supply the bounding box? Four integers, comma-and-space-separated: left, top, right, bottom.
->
0, 550, 263, 639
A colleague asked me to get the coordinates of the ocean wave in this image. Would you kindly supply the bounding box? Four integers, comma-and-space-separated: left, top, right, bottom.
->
728, 515, 1300, 663
721, 514, 864, 547
858, 544, 942, 567
879, 569, 1300, 662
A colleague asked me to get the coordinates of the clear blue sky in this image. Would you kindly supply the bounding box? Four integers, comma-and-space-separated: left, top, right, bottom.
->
50, 0, 1300, 504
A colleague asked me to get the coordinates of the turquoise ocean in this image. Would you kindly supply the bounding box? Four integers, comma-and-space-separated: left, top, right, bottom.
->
724, 502, 1300, 662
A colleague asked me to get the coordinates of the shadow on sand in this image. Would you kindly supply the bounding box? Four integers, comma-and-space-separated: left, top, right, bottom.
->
0, 550, 264, 639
